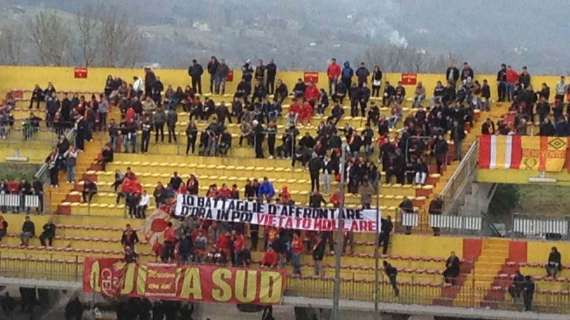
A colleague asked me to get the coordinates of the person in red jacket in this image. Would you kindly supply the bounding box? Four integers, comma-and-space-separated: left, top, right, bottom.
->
291, 233, 304, 275
215, 231, 232, 263
161, 222, 177, 262
505, 65, 519, 102
304, 81, 320, 108
261, 246, 278, 268
217, 183, 232, 199
327, 58, 341, 95
299, 101, 313, 125
233, 232, 245, 265
289, 98, 303, 116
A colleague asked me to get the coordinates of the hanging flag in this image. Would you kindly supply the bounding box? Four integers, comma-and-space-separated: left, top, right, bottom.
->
478, 135, 522, 169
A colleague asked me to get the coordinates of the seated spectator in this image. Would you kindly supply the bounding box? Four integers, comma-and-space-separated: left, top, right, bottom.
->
98, 143, 114, 171
413, 82, 426, 108
39, 219, 56, 247
0, 215, 7, 242
82, 179, 97, 203
261, 246, 278, 268
509, 270, 525, 301
20, 216, 35, 247
121, 224, 140, 250
399, 197, 414, 214
546, 247, 562, 278
443, 251, 461, 285
414, 157, 428, 185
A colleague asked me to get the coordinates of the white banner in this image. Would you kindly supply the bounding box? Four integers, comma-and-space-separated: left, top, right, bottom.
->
175, 195, 381, 233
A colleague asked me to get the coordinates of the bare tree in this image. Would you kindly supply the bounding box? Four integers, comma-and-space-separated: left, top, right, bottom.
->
97, 5, 144, 67
0, 25, 23, 65
29, 11, 70, 66
76, 4, 100, 67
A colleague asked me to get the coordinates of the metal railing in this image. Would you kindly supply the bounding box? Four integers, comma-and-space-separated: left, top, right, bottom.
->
441, 140, 479, 215
511, 214, 570, 240
1, 254, 570, 314
34, 127, 77, 184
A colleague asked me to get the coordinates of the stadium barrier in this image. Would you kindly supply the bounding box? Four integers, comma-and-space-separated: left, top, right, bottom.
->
513, 216, 569, 240
441, 141, 479, 215
1, 254, 570, 314
398, 211, 482, 235
0, 194, 42, 212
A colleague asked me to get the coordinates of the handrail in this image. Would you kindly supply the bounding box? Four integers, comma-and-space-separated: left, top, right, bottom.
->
441, 140, 479, 215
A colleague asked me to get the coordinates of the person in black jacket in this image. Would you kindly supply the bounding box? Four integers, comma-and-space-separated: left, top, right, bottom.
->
378, 215, 393, 255
509, 271, 525, 300
522, 276, 535, 311
443, 251, 461, 285
266, 59, 277, 94
253, 120, 265, 158
382, 81, 396, 106
185, 121, 198, 155
20, 216, 35, 247
371, 65, 383, 97
188, 59, 204, 94
446, 64, 460, 87
308, 155, 324, 192
383, 261, 400, 296
460, 62, 474, 81
39, 219, 56, 247
497, 64, 507, 102
546, 246, 562, 278
65, 296, 84, 320
29, 84, 44, 109
312, 235, 326, 276
207, 56, 219, 93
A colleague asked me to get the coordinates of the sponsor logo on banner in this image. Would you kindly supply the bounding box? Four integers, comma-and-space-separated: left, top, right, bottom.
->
83, 258, 286, 304
74, 67, 88, 79
174, 195, 381, 233
400, 73, 417, 85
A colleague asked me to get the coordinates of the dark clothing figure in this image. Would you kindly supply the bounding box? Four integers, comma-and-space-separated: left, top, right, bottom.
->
378, 217, 393, 255
509, 272, 525, 300
65, 297, 84, 320
523, 276, 535, 311
39, 222, 56, 246
383, 261, 400, 296
443, 254, 460, 285
546, 248, 562, 278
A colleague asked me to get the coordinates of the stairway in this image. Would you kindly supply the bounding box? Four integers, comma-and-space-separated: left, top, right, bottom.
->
453, 239, 509, 308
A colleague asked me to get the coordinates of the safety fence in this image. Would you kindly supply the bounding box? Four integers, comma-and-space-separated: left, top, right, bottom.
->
0, 194, 42, 213
512, 215, 570, 240
0, 254, 569, 314
398, 212, 482, 235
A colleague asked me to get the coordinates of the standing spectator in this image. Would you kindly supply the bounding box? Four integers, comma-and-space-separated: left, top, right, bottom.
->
496, 64, 507, 102
20, 215, 35, 247
98, 95, 109, 131
253, 120, 265, 159
555, 76, 567, 102
443, 251, 461, 285
446, 63, 460, 87
64, 296, 84, 320
258, 177, 275, 203
214, 59, 230, 95
358, 179, 374, 209
371, 65, 383, 97
312, 235, 326, 276
144, 67, 156, 97
327, 58, 341, 95
39, 219, 56, 247
378, 215, 393, 255
267, 121, 277, 159
64, 146, 78, 183
121, 224, 140, 250
341, 61, 354, 93
383, 261, 400, 296
506, 65, 519, 102
124, 246, 138, 264
545, 247, 562, 278
141, 117, 152, 153
138, 191, 150, 219
0, 215, 7, 242
185, 120, 198, 155
460, 62, 474, 81
481, 79, 491, 111
451, 120, 466, 160
519, 66, 531, 89
30, 84, 44, 109
433, 135, 448, 174
266, 59, 277, 95
429, 195, 444, 236
166, 108, 177, 143
355, 62, 370, 87
207, 56, 219, 94
308, 155, 324, 192
188, 59, 204, 95
291, 233, 303, 275
153, 107, 166, 143
522, 276, 535, 311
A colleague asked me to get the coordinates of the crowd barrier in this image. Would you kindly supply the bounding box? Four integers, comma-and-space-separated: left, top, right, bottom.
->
398, 212, 482, 234
513, 216, 569, 239
0, 194, 42, 212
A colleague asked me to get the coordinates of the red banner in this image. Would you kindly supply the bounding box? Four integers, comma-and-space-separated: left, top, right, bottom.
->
74, 67, 88, 79
83, 258, 286, 304
303, 71, 319, 84
400, 73, 417, 85
227, 69, 234, 82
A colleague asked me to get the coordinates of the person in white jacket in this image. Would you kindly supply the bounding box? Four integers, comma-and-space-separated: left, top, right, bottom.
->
137, 191, 150, 219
